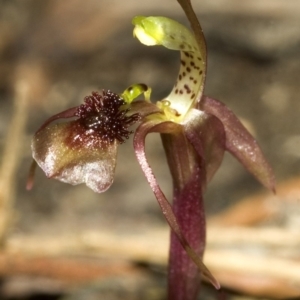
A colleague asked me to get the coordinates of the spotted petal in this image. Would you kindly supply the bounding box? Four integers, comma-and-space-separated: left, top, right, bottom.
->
32, 120, 117, 193
132, 16, 205, 118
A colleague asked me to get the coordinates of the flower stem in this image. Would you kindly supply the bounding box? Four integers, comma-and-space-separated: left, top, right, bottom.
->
161, 130, 206, 300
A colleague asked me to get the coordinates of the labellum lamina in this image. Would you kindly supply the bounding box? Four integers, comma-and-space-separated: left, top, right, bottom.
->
31, 90, 140, 193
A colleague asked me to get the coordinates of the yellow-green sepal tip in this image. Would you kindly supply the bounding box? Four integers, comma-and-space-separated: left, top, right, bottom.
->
132, 16, 198, 51
132, 16, 165, 46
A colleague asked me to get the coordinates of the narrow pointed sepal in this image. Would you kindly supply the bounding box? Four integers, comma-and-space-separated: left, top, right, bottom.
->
32, 120, 117, 193
133, 119, 219, 290
201, 96, 275, 191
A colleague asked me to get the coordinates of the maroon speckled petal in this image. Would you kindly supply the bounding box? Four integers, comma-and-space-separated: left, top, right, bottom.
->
201, 96, 275, 192
183, 108, 225, 185
133, 119, 220, 290
32, 120, 117, 193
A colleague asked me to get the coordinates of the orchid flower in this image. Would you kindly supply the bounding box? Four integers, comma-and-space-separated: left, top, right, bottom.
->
28, 0, 275, 299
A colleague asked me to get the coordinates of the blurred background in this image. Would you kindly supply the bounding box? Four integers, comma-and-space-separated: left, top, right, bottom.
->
0, 0, 300, 299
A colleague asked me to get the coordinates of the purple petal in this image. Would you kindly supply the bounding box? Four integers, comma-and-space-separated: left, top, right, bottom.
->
133, 119, 220, 290
201, 96, 275, 192
32, 120, 117, 193
183, 108, 226, 184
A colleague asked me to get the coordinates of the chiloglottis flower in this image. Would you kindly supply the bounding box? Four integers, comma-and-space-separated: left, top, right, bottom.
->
28, 2, 275, 299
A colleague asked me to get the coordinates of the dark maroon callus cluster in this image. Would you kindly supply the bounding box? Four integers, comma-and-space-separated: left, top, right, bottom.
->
75, 90, 140, 143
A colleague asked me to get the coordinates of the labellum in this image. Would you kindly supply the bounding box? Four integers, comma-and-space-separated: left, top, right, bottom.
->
31, 90, 140, 193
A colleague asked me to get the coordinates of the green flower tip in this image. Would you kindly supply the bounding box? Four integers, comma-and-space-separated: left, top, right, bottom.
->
132, 16, 198, 52
132, 16, 165, 46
